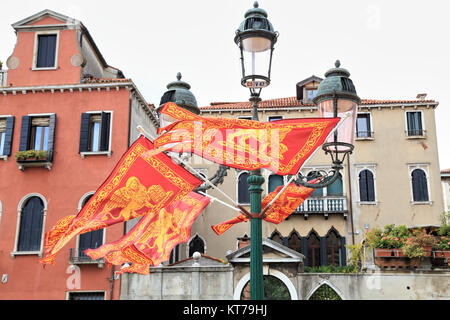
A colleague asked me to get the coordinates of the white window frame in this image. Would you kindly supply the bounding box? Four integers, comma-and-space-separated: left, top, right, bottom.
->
405, 110, 426, 139
408, 163, 432, 205
11, 193, 48, 258
80, 110, 113, 159
355, 164, 378, 205
355, 112, 374, 140
32, 30, 60, 71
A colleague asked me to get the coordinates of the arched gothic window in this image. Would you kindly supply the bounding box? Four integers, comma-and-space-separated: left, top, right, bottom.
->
326, 229, 342, 266
306, 231, 321, 267
287, 231, 302, 253
327, 173, 343, 196
309, 284, 342, 300
189, 235, 205, 257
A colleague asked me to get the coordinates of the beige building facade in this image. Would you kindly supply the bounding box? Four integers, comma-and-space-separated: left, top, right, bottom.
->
173, 76, 444, 269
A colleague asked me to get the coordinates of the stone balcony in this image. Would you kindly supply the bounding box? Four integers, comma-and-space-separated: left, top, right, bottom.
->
293, 196, 348, 220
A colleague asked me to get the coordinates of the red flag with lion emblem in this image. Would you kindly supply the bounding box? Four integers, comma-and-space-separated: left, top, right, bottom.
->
85, 192, 210, 275
40, 136, 202, 265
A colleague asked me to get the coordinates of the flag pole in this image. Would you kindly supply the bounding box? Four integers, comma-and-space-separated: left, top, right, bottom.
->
137, 126, 252, 218
260, 113, 350, 216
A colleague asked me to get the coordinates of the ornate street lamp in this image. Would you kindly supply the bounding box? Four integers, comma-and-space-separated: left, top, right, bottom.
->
294, 60, 361, 189
234, 1, 278, 300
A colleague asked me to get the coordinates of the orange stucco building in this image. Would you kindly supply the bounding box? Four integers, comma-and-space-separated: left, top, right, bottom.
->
0, 10, 157, 300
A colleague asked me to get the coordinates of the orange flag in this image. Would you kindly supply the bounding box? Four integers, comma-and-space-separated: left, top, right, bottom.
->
85, 192, 210, 275
212, 183, 315, 236
154, 103, 340, 176
40, 136, 202, 265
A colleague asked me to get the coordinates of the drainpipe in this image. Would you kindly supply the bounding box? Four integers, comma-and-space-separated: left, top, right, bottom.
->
347, 156, 355, 245
109, 265, 115, 300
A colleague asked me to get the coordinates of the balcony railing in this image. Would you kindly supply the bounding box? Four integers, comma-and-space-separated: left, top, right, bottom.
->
69, 248, 104, 267
0, 70, 7, 87
294, 196, 348, 220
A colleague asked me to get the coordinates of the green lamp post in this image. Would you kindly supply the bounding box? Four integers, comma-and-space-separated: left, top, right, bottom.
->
234, 1, 278, 300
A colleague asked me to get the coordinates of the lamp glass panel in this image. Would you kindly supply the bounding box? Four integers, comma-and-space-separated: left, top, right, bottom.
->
318, 99, 358, 149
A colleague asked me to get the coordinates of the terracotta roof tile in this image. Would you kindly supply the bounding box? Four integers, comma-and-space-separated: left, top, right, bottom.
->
83, 77, 131, 84
441, 169, 450, 173
200, 97, 437, 110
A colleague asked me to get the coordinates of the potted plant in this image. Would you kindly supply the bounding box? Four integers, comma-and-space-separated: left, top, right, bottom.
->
405, 228, 437, 257
14, 150, 48, 161
36, 150, 49, 160
433, 236, 450, 258
365, 224, 411, 257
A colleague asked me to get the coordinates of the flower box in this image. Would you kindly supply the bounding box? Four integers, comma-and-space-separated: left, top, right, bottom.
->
433, 250, 450, 259
374, 248, 407, 258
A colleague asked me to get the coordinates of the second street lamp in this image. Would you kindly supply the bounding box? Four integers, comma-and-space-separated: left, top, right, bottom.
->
234, 1, 278, 300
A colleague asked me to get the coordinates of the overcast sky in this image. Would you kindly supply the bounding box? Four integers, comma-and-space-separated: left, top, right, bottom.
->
1, 0, 449, 169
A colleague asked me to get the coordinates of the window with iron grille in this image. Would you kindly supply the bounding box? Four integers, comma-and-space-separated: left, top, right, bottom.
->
406, 111, 424, 136
356, 113, 372, 138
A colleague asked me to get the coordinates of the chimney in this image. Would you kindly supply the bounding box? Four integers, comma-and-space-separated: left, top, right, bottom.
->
416, 93, 427, 100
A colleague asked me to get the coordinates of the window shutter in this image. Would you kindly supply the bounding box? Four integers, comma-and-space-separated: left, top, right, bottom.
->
320, 237, 327, 266
238, 173, 250, 204
3, 116, 15, 156
340, 237, 347, 267
412, 169, 429, 202
301, 237, 308, 266
19, 116, 31, 151
47, 114, 56, 162
18, 197, 44, 252
367, 171, 375, 202
79, 113, 91, 153
100, 112, 111, 152
37, 35, 57, 68
359, 171, 368, 201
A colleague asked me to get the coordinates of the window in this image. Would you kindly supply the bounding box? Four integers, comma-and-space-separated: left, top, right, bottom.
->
79, 112, 112, 154
169, 244, 180, 264
411, 169, 429, 202
35, 34, 57, 69
19, 114, 56, 161
327, 173, 343, 196
77, 196, 104, 260
406, 111, 424, 137
326, 229, 342, 266
17, 197, 45, 252
359, 169, 375, 202
268, 116, 283, 122
287, 231, 302, 253
268, 175, 284, 193
356, 113, 372, 138
0, 117, 14, 157
68, 292, 105, 300
307, 171, 323, 197
238, 172, 250, 204
306, 89, 317, 102
306, 231, 321, 267
188, 235, 205, 257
